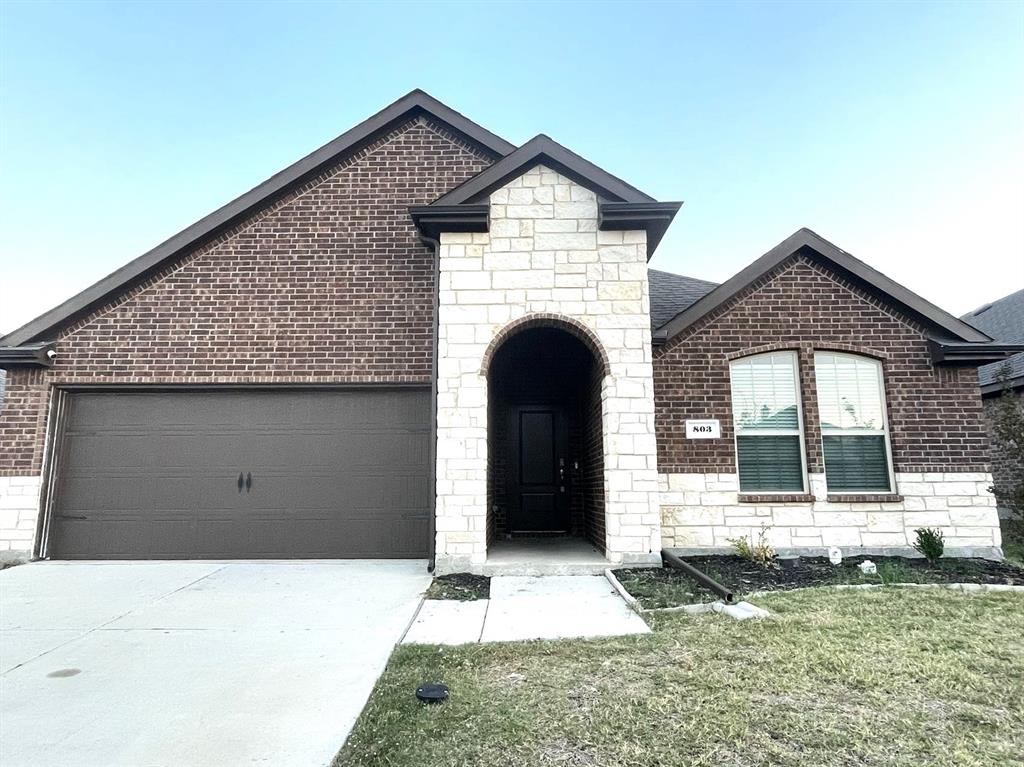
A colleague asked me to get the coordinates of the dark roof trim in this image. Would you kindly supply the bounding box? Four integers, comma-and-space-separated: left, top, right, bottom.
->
981, 375, 1024, 396
0, 90, 515, 347
432, 134, 656, 206
409, 205, 489, 240
0, 342, 55, 368
600, 201, 683, 257
653, 228, 994, 345
928, 340, 1024, 367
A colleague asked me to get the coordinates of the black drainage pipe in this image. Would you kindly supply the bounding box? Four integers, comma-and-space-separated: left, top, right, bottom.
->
662, 549, 735, 604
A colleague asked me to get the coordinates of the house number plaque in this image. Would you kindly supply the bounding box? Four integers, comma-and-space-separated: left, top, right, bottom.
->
685, 419, 721, 439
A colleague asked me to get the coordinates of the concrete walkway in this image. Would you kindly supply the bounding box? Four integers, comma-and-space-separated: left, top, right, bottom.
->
403, 575, 649, 645
0, 560, 429, 767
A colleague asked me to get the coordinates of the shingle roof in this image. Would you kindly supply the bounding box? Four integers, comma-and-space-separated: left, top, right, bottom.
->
648, 268, 718, 330
961, 288, 1024, 388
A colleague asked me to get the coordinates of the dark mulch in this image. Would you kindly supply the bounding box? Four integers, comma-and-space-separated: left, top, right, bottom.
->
424, 572, 491, 601
616, 555, 1024, 609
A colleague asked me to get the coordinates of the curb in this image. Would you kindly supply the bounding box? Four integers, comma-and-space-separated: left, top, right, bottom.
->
748, 581, 1024, 597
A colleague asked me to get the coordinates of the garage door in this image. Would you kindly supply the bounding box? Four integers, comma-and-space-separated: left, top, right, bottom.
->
46, 389, 430, 559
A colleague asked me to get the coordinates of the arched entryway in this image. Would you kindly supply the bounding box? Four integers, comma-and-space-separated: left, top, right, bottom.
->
484, 320, 608, 555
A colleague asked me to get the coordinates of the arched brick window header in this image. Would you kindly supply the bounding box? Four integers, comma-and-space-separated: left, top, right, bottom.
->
480, 313, 611, 377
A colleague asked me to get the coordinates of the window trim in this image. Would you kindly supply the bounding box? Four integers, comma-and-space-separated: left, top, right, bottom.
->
814, 351, 896, 495
729, 350, 808, 495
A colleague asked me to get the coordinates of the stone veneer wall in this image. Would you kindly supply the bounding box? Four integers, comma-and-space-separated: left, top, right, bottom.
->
660, 472, 1001, 557
434, 165, 662, 573
0, 476, 41, 562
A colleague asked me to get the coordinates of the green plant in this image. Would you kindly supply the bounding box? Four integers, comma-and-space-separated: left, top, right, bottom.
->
728, 525, 776, 567
989, 365, 1024, 515
913, 527, 945, 564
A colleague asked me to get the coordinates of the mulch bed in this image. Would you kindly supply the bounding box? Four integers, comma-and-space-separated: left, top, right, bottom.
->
616, 555, 1024, 609
424, 572, 490, 601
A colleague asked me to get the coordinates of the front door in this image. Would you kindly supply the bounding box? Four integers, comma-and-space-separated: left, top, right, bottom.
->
510, 406, 569, 532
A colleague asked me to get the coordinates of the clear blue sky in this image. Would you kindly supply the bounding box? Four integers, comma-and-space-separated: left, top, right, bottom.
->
1, 0, 1021, 335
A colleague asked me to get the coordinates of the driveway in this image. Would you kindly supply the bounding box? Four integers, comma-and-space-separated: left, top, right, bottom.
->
0, 560, 429, 767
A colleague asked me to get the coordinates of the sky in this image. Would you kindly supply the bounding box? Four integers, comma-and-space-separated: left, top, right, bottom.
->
0, 0, 1022, 336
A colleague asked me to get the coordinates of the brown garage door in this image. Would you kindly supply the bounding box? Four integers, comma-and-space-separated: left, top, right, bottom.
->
46, 389, 430, 559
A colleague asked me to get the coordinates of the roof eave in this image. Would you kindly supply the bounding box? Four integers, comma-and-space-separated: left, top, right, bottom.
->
0, 342, 55, 368
432, 134, 657, 206
0, 90, 515, 347
409, 205, 489, 241
928, 340, 1024, 367
599, 201, 682, 259
656, 228, 995, 345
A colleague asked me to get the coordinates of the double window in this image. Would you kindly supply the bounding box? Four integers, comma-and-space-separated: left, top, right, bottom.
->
728, 350, 894, 494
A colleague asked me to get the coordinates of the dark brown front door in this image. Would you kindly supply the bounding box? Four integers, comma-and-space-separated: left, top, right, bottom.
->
510, 406, 569, 533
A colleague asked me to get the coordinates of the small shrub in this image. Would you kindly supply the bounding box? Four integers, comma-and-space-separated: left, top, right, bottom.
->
913, 527, 945, 564
728, 526, 776, 568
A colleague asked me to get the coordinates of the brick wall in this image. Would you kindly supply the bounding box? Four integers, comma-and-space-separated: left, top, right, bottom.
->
653, 254, 1000, 557
653, 255, 990, 475
0, 117, 493, 476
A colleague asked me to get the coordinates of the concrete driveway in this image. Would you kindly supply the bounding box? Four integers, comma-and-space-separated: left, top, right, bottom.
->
0, 560, 429, 767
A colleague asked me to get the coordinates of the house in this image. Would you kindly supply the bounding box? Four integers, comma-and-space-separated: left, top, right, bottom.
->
1, 90, 1019, 571
961, 289, 1024, 517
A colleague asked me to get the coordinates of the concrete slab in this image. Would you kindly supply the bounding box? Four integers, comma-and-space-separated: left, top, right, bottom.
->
0, 629, 86, 673
483, 539, 609, 576
0, 560, 429, 767
480, 575, 650, 642
402, 599, 488, 645
0, 561, 225, 630
712, 600, 771, 621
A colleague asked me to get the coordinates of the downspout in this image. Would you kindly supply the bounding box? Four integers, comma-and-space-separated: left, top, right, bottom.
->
422, 234, 442, 574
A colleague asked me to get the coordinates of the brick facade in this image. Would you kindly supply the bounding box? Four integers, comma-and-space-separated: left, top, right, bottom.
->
653, 255, 1000, 556
653, 255, 991, 475
0, 117, 493, 477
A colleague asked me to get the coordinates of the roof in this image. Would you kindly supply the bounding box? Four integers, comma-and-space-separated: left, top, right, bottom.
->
412, 134, 683, 255
648, 269, 718, 330
653, 228, 999, 355
961, 288, 1024, 390
0, 90, 515, 347
432, 134, 656, 205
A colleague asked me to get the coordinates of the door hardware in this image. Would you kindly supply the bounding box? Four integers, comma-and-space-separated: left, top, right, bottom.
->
237, 472, 244, 492
245, 472, 252, 492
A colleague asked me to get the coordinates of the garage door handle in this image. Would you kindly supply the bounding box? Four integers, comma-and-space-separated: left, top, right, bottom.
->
245, 472, 252, 492
237, 472, 244, 492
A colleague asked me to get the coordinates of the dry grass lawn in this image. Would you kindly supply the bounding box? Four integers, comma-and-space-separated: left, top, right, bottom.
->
336, 588, 1023, 767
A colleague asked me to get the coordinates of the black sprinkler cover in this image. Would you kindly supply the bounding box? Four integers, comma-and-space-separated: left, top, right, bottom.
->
416, 683, 449, 703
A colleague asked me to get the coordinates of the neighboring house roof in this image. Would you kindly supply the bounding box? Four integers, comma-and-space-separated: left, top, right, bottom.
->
961, 288, 1024, 392
652, 229, 1021, 369
0, 90, 515, 348
648, 269, 718, 330
411, 134, 683, 255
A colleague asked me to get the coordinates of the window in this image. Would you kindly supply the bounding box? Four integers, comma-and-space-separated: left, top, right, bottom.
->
729, 351, 806, 492
814, 352, 894, 492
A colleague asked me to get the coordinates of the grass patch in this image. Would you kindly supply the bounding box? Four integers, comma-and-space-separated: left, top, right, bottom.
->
336, 589, 1024, 766
424, 573, 490, 601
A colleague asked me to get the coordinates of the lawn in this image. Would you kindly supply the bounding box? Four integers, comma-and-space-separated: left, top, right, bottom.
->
336, 589, 1024, 767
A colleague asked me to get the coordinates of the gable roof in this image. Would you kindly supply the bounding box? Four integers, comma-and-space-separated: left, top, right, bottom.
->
648, 269, 718, 330
411, 134, 682, 255
1, 90, 515, 347
653, 228, 1013, 361
961, 288, 1024, 390
432, 134, 656, 205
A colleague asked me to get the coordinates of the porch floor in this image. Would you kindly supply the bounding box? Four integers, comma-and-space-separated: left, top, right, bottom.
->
482, 537, 609, 576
